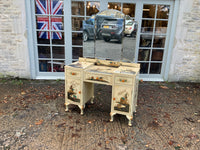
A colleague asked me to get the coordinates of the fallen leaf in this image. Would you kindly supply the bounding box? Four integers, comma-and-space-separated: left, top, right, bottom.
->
88, 120, 92, 124
197, 120, 200, 123
35, 119, 43, 125
106, 141, 109, 144
21, 91, 26, 95
104, 129, 106, 132
160, 86, 169, 89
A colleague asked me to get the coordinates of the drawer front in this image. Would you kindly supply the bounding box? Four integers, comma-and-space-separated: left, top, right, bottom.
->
66, 69, 81, 78
84, 72, 112, 84
66, 79, 81, 103
115, 76, 133, 85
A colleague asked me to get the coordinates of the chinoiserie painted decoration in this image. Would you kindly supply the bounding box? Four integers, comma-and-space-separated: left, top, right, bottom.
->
65, 58, 140, 126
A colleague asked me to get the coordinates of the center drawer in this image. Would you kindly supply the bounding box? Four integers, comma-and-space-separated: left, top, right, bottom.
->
84, 72, 112, 85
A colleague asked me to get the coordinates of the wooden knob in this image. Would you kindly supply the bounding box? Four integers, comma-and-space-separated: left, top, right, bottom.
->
113, 98, 115, 100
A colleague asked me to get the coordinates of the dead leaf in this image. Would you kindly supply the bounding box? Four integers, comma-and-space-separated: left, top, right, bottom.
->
160, 86, 169, 89
88, 120, 92, 124
21, 91, 26, 95
35, 119, 43, 125
103, 129, 106, 132
106, 141, 109, 144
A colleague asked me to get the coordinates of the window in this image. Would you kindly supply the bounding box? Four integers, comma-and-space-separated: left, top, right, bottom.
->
35, 0, 65, 72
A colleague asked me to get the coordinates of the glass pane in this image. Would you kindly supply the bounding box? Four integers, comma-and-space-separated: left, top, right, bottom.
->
155, 21, 168, 34
39, 60, 51, 72
141, 20, 154, 33
38, 46, 51, 58
150, 63, 162, 74
140, 35, 152, 47
153, 36, 166, 48
72, 33, 83, 45
157, 5, 170, 19
123, 3, 135, 18
52, 46, 64, 58
143, 5, 156, 18
138, 49, 150, 61
52, 32, 64, 44
35, 0, 64, 15
71, 1, 84, 16
52, 61, 65, 72
86, 2, 100, 16
108, 3, 121, 11
151, 50, 163, 61
140, 63, 149, 74
72, 47, 83, 59
37, 31, 50, 44
72, 17, 84, 31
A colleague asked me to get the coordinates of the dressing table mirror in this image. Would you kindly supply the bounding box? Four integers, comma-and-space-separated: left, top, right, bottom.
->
65, 9, 140, 126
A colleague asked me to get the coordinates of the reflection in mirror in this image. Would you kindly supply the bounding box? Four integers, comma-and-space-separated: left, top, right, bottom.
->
83, 9, 138, 63
95, 9, 124, 61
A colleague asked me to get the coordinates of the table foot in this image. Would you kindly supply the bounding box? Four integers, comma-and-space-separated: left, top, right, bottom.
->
79, 105, 85, 115
126, 115, 133, 127
65, 103, 69, 112
110, 113, 116, 122
91, 96, 94, 104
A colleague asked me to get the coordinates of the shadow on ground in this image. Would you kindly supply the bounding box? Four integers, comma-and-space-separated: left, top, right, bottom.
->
0, 79, 200, 150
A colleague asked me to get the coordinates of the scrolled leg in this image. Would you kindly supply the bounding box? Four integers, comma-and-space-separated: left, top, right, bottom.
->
80, 105, 85, 115
110, 113, 116, 122
65, 103, 69, 112
91, 96, 94, 104
126, 115, 133, 127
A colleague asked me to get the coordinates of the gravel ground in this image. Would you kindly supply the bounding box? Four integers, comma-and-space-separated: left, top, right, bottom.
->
0, 79, 200, 150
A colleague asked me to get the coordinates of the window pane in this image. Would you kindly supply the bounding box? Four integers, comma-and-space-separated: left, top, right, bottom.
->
52, 61, 65, 72
71, 1, 84, 16
72, 17, 84, 31
138, 49, 150, 61
123, 3, 135, 18
38, 46, 51, 58
35, 0, 64, 15
140, 63, 149, 74
37, 31, 50, 44
39, 60, 51, 72
151, 50, 163, 61
108, 3, 121, 11
150, 63, 162, 74
155, 21, 168, 34
86, 2, 100, 16
153, 36, 166, 48
157, 5, 170, 19
52, 32, 64, 45
140, 35, 152, 47
141, 20, 154, 33
72, 47, 83, 59
143, 5, 156, 18
52, 46, 64, 59
72, 33, 83, 45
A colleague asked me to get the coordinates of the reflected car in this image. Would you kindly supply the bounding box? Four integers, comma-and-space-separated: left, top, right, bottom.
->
83, 15, 113, 42
124, 20, 138, 37
101, 18, 124, 43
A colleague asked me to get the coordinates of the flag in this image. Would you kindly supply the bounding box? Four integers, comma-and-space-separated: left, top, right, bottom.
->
36, 0, 63, 39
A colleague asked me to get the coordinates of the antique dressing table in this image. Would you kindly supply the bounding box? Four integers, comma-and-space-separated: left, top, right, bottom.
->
65, 9, 140, 126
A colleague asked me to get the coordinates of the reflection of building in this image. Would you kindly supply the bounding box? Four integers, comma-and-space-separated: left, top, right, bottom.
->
0, 0, 199, 82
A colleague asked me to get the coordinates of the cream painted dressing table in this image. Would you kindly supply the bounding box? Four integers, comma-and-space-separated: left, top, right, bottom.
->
65, 57, 140, 126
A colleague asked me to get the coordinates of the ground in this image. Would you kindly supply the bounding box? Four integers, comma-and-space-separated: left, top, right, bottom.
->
0, 79, 200, 150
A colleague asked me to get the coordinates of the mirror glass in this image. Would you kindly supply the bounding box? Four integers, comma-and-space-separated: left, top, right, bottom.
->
83, 9, 137, 62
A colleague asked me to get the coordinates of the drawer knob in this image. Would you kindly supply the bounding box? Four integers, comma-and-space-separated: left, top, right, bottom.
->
79, 91, 81, 94
113, 98, 115, 101
120, 79, 127, 82
71, 72, 76, 75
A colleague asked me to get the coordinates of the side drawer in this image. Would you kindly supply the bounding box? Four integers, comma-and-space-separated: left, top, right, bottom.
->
66, 69, 81, 78
115, 76, 133, 85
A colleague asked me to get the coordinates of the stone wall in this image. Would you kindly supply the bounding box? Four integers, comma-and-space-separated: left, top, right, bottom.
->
0, 0, 30, 78
168, 0, 200, 82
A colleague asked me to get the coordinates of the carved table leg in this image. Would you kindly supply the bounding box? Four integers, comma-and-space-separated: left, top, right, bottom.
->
91, 96, 94, 104
65, 103, 69, 112
79, 105, 85, 115
110, 113, 116, 122
126, 115, 133, 127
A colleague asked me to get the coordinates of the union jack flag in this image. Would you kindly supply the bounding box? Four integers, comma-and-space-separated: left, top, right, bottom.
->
36, 0, 63, 39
